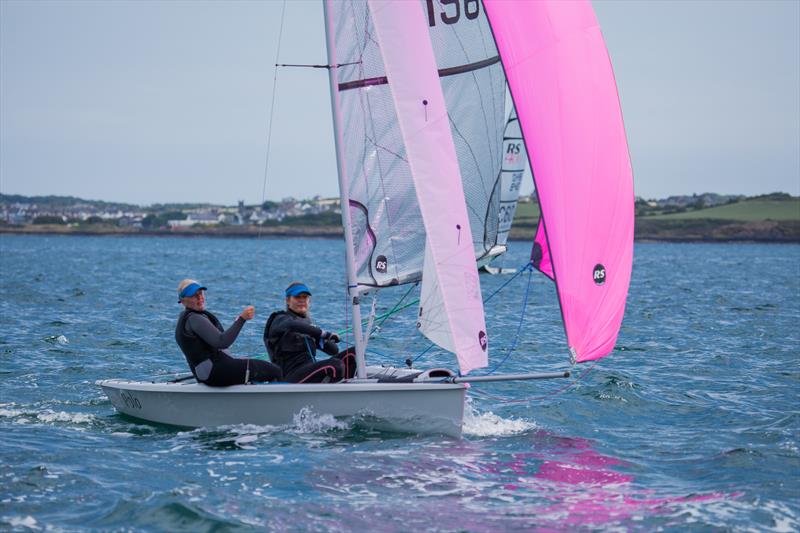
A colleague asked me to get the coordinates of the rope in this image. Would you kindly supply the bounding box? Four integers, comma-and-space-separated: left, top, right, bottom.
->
483, 261, 533, 304
487, 263, 533, 374
335, 260, 532, 340
257, 0, 288, 239
344, 283, 350, 349
362, 291, 379, 355
370, 283, 415, 335
361, 261, 536, 368
336, 284, 417, 337
412, 343, 435, 364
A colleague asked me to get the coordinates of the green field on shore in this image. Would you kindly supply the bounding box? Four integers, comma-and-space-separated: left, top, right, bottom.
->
511, 202, 541, 225
644, 198, 799, 221
511, 197, 799, 225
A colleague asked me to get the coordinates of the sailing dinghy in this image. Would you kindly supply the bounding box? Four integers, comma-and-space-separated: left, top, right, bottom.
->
99, 0, 633, 437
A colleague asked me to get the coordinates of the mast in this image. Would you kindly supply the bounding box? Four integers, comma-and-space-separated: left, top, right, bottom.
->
322, 0, 367, 379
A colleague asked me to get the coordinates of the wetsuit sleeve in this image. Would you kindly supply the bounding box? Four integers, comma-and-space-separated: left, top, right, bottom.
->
269, 313, 323, 342
186, 313, 245, 349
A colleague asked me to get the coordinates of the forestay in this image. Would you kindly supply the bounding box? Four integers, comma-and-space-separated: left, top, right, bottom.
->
484, 0, 634, 363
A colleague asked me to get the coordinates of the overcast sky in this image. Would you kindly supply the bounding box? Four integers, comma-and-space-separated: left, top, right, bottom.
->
1, 0, 798, 206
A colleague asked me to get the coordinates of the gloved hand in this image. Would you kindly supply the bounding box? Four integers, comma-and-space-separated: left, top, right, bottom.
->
318, 330, 339, 349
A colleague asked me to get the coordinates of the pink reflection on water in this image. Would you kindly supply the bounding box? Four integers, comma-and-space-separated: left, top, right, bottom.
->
307, 429, 734, 531
490, 431, 730, 529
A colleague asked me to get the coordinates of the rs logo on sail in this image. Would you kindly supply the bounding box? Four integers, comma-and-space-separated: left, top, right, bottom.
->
593, 264, 606, 285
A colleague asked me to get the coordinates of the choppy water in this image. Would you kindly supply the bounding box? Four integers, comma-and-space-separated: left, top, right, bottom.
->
1, 235, 798, 532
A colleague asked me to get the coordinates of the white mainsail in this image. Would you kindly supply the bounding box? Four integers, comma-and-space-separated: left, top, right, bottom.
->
366, 0, 488, 373
325, 0, 505, 289
324, 0, 496, 374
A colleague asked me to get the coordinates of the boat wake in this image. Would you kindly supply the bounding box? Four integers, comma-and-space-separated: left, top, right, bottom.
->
462, 400, 536, 437
289, 407, 351, 434
176, 408, 353, 450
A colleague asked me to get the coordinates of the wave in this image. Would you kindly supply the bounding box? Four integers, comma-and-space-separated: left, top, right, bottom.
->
0, 403, 94, 426
462, 399, 536, 437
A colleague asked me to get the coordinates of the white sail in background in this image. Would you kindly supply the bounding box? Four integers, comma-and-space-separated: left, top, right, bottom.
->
368, 0, 488, 374
496, 107, 526, 246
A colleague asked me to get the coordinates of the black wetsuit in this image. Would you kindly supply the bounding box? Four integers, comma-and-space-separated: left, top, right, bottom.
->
175, 309, 282, 387
263, 310, 355, 383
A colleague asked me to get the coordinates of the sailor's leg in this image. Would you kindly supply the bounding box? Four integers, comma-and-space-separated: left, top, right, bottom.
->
335, 347, 357, 379
247, 359, 282, 383
286, 359, 345, 383
204, 355, 281, 386
204, 356, 248, 387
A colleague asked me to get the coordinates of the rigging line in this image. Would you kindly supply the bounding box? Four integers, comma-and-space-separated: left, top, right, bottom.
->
469, 360, 599, 404
341, 261, 533, 358
335, 285, 415, 336
412, 343, 436, 364
363, 291, 379, 358
337, 298, 418, 336
483, 260, 533, 304
341, 261, 535, 364
487, 263, 534, 374
370, 283, 415, 336
343, 282, 350, 350
531, 360, 599, 401
258, 0, 288, 241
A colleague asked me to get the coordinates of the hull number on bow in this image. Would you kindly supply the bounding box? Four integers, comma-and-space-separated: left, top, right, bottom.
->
426, 0, 480, 27
120, 391, 142, 410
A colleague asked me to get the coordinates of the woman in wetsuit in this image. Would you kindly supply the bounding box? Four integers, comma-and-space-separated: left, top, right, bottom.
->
175, 279, 282, 386
263, 282, 356, 383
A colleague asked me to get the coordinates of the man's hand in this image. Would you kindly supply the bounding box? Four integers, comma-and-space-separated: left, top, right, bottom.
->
240, 306, 255, 321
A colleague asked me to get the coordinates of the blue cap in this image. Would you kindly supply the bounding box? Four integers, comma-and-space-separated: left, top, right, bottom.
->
179, 282, 207, 300
285, 283, 312, 297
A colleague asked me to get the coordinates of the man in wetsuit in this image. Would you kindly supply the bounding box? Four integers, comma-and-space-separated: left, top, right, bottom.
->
263, 282, 356, 383
175, 279, 282, 387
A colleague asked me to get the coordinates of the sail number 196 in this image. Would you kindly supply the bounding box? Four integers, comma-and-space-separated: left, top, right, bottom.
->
426, 0, 480, 27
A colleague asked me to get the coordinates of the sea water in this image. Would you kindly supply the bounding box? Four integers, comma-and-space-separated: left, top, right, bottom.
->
0, 235, 798, 531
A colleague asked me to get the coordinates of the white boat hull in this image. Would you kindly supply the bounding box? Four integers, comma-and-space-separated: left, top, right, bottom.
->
98, 378, 467, 437
476, 244, 507, 269
481, 265, 517, 275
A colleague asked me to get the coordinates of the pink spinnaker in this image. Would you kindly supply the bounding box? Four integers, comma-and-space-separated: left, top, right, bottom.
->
368, 0, 488, 374
484, 0, 634, 363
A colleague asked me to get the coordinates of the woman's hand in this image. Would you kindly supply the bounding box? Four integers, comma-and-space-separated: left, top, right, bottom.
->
240, 306, 255, 321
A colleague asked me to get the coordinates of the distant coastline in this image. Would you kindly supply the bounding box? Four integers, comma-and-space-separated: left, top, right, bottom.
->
2, 192, 798, 243
2, 219, 798, 243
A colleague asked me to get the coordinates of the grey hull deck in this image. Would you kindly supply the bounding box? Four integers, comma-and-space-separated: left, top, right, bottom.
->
98, 376, 467, 437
